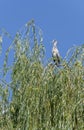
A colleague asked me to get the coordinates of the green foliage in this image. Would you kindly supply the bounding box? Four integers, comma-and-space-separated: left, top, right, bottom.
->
0, 20, 84, 130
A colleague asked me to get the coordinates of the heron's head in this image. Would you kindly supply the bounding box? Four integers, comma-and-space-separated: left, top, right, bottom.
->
52, 40, 58, 46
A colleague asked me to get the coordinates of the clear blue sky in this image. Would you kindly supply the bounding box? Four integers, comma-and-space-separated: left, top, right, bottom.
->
0, 0, 84, 59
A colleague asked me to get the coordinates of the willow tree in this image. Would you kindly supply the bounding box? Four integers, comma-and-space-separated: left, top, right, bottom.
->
0, 20, 84, 130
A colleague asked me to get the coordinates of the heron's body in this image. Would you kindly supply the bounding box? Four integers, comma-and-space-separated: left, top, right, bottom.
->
52, 40, 60, 66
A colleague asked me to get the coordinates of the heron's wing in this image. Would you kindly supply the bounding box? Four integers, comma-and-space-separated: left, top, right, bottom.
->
56, 54, 60, 63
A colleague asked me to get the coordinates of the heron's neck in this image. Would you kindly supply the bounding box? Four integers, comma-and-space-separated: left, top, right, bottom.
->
53, 44, 57, 47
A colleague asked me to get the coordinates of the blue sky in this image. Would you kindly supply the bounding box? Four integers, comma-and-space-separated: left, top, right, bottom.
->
0, 0, 84, 60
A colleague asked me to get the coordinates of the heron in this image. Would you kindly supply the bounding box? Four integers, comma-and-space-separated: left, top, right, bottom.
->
52, 40, 60, 66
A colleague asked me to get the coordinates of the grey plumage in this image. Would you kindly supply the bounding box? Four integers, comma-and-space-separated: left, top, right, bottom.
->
52, 40, 60, 66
